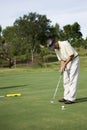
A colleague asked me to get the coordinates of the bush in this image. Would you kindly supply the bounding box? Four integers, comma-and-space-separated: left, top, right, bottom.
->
44, 54, 58, 62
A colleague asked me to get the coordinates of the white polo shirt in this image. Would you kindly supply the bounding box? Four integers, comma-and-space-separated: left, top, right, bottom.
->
55, 41, 78, 61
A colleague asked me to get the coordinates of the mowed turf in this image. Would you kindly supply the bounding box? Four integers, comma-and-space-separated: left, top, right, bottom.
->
0, 65, 87, 130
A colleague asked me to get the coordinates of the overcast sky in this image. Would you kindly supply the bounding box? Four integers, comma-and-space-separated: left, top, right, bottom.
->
0, 0, 87, 38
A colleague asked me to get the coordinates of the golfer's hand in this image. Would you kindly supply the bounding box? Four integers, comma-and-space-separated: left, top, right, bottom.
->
60, 64, 66, 73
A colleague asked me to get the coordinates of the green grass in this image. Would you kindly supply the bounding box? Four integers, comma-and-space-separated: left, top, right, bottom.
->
0, 57, 87, 130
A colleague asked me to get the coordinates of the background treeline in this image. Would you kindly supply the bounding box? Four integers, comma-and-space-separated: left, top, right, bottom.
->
0, 12, 87, 68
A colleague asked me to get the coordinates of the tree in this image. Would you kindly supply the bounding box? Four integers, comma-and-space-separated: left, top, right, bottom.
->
1, 27, 17, 67
63, 22, 82, 43
71, 22, 82, 40
0, 38, 15, 68
63, 24, 72, 41
13, 12, 52, 63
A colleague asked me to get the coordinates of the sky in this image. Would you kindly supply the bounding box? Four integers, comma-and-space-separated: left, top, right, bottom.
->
0, 0, 87, 38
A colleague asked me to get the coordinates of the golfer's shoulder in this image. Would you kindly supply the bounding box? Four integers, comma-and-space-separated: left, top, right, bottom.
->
59, 40, 69, 46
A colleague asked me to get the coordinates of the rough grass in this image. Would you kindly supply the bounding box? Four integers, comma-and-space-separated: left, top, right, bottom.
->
0, 57, 87, 130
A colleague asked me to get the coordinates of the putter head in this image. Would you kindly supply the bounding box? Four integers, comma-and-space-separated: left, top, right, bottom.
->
50, 100, 54, 104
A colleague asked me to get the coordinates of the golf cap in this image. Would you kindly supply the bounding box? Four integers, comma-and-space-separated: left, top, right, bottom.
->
47, 39, 55, 50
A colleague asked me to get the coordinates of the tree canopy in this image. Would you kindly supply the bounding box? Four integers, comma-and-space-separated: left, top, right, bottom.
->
0, 12, 86, 67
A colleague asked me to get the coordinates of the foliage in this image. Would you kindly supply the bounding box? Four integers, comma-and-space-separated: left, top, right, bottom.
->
13, 12, 52, 62
0, 38, 15, 68
0, 12, 87, 67
61, 22, 82, 42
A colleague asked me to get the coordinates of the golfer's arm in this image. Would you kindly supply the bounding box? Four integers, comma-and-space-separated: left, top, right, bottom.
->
64, 54, 74, 66
60, 54, 74, 72
60, 60, 65, 66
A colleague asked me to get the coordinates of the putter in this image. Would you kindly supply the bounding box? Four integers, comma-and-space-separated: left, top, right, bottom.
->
50, 73, 62, 103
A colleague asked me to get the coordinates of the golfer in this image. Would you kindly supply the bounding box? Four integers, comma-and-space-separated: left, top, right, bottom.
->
47, 39, 80, 104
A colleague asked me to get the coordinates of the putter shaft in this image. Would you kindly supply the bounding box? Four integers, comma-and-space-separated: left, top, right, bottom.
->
52, 74, 62, 100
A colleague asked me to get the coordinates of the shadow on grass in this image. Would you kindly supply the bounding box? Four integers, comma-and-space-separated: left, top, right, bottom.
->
76, 97, 87, 103
0, 85, 27, 90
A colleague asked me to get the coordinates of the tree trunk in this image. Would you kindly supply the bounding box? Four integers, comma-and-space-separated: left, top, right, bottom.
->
31, 49, 34, 63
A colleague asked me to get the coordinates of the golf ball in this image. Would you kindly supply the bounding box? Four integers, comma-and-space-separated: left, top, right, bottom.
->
50, 100, 54, 103
61, 105, 65, 110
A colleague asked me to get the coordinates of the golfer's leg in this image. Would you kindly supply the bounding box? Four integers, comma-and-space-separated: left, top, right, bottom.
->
69, 57, 80, 101
63, 70, 70, 100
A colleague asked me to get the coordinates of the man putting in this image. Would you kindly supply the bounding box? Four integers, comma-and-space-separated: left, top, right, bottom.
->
47, 39, 80, 104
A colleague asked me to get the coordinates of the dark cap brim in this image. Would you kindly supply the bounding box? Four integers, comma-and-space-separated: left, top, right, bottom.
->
47, 39, 55, 50
49, 43, 55, 50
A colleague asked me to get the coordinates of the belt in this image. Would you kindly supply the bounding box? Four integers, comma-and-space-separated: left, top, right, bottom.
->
73, 55, 78, 59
